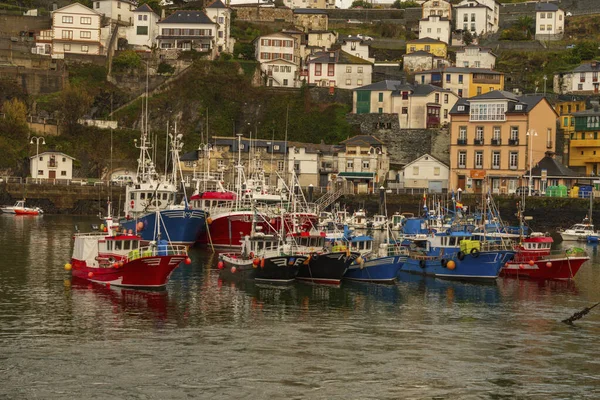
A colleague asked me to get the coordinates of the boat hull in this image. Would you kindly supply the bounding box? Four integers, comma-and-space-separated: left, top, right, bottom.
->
297, 251, 360, 285
400, 250, 515, 280
502, 256, 588, 280
121, 209, 206, 246
344, 255, 405, 283
198, 212, 255, 249
71, 255, 185, 288
254, 255, 307, 284
14, 209, 40, 216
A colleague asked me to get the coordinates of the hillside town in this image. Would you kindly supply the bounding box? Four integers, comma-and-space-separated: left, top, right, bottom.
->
1, 0, 600, 196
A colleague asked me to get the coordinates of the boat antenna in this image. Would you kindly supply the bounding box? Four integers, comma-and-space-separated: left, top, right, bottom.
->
562, 302, 600, 325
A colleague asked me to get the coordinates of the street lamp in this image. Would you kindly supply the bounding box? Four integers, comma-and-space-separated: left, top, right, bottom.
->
526, 129, 538, 196
30, 136, 45, 181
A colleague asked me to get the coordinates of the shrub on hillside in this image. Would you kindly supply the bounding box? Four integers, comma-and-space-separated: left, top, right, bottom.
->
112, 50, 142, 71
392, 0, 419, 9
157, 62, 175, 75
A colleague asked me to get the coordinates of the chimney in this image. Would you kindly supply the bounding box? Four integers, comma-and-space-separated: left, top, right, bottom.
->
161, 8, 165, 20
592, 101, 600, 112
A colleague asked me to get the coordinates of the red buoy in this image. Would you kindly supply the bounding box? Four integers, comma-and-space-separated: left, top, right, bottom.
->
185, 257, 192, 265
88, 272, 94, 278
528, 260, 535, 266
231, 266, 237, 274
113, 262, 119, 268
519, 264, 525, 269
546, 262, 552, 268
217, 261, 224, 269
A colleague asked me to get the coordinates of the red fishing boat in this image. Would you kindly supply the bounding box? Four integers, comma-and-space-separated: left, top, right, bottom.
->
1, 200, 43, 215
67, 207, 191, 288
502, 233, 589, 280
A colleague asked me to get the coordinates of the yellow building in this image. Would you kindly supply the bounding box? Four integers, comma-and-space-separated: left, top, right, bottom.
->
414, 67, 504, 98
569, 105, 600, 175
554, 96, 587, 160
449, 91, 557, 194
406, 37, 447, 58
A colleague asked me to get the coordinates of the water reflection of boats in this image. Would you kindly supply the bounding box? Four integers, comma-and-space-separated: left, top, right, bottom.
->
397, 272, 501, 304
68, 279, 169, 319
497, 276, 579, 299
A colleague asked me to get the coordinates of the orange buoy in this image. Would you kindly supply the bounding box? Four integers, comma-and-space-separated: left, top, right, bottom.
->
113, 262, 119, 268
260, 258, 265, 268
207, 217, 213, 225
504, 262, 509, 268
184, 257, 192, 265
546, 262, 552, 268
446, 260, 456, 270
118, 261, 124, 268
529, 260, 535, 266
217, 261, 224, 269
137, 221, 144, 231
88, 272, 94, 278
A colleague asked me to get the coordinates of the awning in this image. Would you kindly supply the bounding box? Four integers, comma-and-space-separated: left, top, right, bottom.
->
338, 172, 375, 179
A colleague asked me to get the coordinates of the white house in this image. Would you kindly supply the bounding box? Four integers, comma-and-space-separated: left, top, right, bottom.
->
455, 45, 496, 68
262, 59, 299, 88
306, 50, 373, 89
93, 0, 136, 25
157, 10, 217, 56
535, 2, 565, 41
35, 3, 106, 57
336, 135, 390, 193
402, 51, 449, 73
400, 154, 449, 192
353, 80, 458, 129
419, 15, 451, 44
306, 30, 337, 53
283, 0, 335, 9
124, 4, 159, 50
30, 151, 75, 180
339, 35, 374, 63
554, 61, 600, 95
255, 32, 301, 87
454, 0, 500, 37
422, 0, 452, 19
204, 0, 235, 54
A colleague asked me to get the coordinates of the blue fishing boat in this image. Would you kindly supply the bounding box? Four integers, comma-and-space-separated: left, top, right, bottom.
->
344, 243, 408, 283
119, 130, 206, 245
400, 224, 515, 280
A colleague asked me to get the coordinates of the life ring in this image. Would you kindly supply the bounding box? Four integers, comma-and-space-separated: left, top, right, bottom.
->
470, 248, 480, 258
108, 257, 115, 263
441, 258, 447, 268
311, 252, 319, 261
419, 259, 426, 268
457, 251, 465, 261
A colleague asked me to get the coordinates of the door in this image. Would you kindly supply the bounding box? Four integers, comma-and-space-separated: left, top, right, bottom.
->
457, 175, 466, 190
49, 170, 56, 179
491, 178, 500, 194
473, 179, 483, 194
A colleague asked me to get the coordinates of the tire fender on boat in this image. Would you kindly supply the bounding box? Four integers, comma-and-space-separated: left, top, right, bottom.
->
470, 248, 480, 258
312, 253, 319, 261
457, 251, 465, 261
419, 259, 426, 268
441, 258, 447, 268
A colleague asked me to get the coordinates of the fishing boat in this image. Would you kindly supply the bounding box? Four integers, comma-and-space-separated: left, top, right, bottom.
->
218, 234, 307, 284
344, 242, 408, 283
349, 209, 368, 229
370, 214, 388, 230
1, 199, 43, 215
67, 205, 190, 288
559, 219, 595, 241
120, 130, 206, 245
502, 233, 589, 280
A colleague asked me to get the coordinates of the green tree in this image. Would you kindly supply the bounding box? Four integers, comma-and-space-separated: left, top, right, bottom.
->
574, 41, 600, 61
392, 0, 419, 9
2, 98, 27, 129
513, 15, 534, 39
112, 50, 142, 71
463, 30, 474, 45
57, 85, 93, 134
351, 0, 372, 9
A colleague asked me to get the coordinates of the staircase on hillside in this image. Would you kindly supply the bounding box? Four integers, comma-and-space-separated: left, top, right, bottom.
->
315, 181, 353, 212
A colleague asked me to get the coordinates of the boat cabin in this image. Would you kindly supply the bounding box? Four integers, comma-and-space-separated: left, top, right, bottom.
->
126, 183, 177, 217
190, 191, 236, 211
569, 224, 594, 233
346, 234, 373, 255
242, 234, 281, 257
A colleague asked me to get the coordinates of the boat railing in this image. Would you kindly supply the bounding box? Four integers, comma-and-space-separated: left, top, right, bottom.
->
408, 251, 440, 261
126, 244, 187, 261
73, 232, 109, 238
379, 244, 409, 257
479, 241, 515, 252
537, 248, 588, 260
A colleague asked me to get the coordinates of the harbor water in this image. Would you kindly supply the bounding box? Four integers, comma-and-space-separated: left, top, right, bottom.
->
1, 215, 599, 399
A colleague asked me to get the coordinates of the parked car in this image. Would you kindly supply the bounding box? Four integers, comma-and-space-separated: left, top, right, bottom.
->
110, 175, 133, 186
515, 186, 539, 196
347, 19, 362, 24
566, 44, 575, 49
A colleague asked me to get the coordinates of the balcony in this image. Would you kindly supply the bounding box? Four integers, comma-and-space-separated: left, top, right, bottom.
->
458, 164, 466, 168
457, 139, 467, 145
492, 165, 500, 169
472, 74, 502, 84
509, 139, 519, 145
475, 164, 483, 169
47, 161, 58, 168
474, 139, 484, 145
570, 139, 600, 148
509, 165, 518, 170
491, 139, 502, 145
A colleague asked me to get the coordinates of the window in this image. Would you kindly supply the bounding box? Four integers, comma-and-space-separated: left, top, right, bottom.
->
471, 23, 476, 32
434, 167, 440, 176
474, 61, 480, 68
435, 93, 440, 103
547, 25, 552, 31
515, 104, 523, 111
80, 31, 91, 39
427, 28, 431, 33
471, 13, 475, 22
363, 161, 370, 169
458, 89, 463, 97
463, 14, 468, 22
379, 92, 384, 102
358, 67, 363, 73
315, 63, 321, 76
95, 2, 99, 8
413, 166, 419, 175
469, 103, 506, 121
273, 145, 280, 151
283, 79, 288, 86
477, 86, 482, 95
378, 108, 383, 114
444, 109, 448, 118
540, 13, 545, 19
578, 84, 583, 91
492, 151, 500, 169
62, 30, 73, 39
357, 79, 363, 85
458, 75, 463, 84
540, 25, 545, 31
402, 91, 408, 100
346, 66, 351, 73
219, 17, 224, 24
475, 151, 483, 168
510, 126, 519, 141
347, 161, 353, 169
80, 17, 91, 25
61, 171, 67, 176
64, 44, 71, 51
402, 107, 408, 114
424, 45, 430, 52
327, 63, 334, 76
346, 79, 351, 85
218, 31, 223, 38
277, 161, 285, 172
493, 126, 501, 142
475, 126, 484, 143
138, 15, 143, 21
509, 152, 518, 169
563, 117, 569, 127
458, 151, 466, 168
117, 1, 121, 8
62, 16, 73, 23
444, 94, 448, 104
81, 45, 88, 52
62, 157, 66, 162
38, 170, 43, 175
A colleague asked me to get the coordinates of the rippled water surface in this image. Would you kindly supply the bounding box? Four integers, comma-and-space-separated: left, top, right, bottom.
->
1, 214, 599, 399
